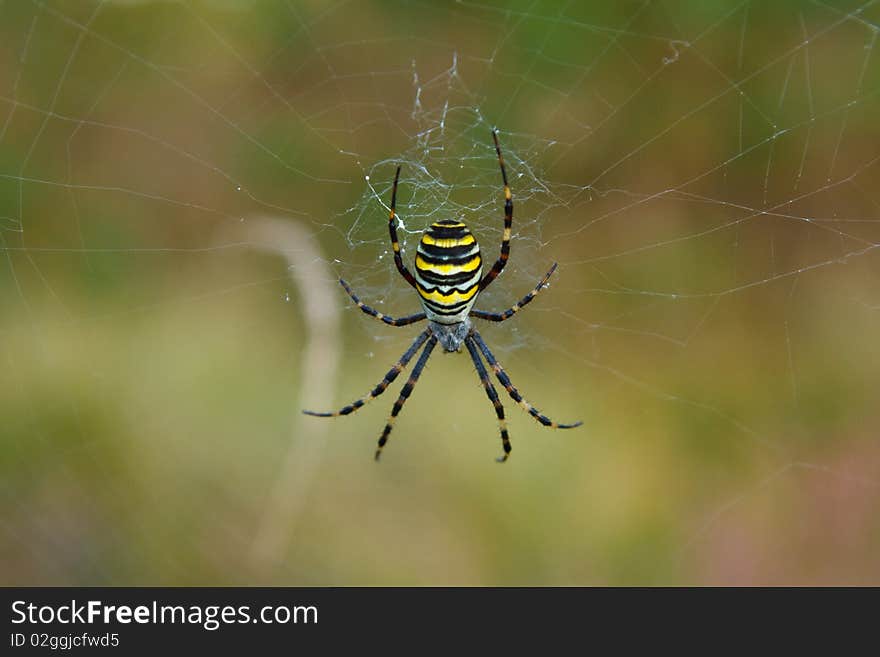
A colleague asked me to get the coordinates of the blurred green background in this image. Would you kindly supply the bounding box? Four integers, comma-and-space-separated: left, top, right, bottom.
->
1, 0, 879, 585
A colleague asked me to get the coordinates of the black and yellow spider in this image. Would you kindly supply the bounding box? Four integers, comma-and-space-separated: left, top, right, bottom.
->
304, 130, 582, 462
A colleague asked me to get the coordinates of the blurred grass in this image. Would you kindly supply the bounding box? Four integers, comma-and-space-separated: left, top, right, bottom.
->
1, 0, 879, 585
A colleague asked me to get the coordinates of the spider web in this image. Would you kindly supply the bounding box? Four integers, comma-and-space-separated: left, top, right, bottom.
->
1, 0, 879, 585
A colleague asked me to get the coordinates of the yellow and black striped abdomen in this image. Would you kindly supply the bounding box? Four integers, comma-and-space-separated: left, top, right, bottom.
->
415, 219, 483, 324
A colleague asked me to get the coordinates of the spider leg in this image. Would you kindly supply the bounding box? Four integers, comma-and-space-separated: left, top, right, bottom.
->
375, 335, 437, 461
478, 129, 512, 292
470, 329, 583, 430
388, 166, 418, 289
465, 336, 512, 462
471, 262, 557, 323
302, 329, 430, 417
338, 279, 426, 326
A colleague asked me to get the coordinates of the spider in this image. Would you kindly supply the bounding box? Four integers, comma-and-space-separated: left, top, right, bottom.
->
304, 130, 582, 462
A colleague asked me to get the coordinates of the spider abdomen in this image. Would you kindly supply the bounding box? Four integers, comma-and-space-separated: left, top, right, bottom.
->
414, 219, 483, 324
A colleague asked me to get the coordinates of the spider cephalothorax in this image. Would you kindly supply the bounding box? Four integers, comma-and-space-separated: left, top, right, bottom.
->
304, 130, 582, 462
